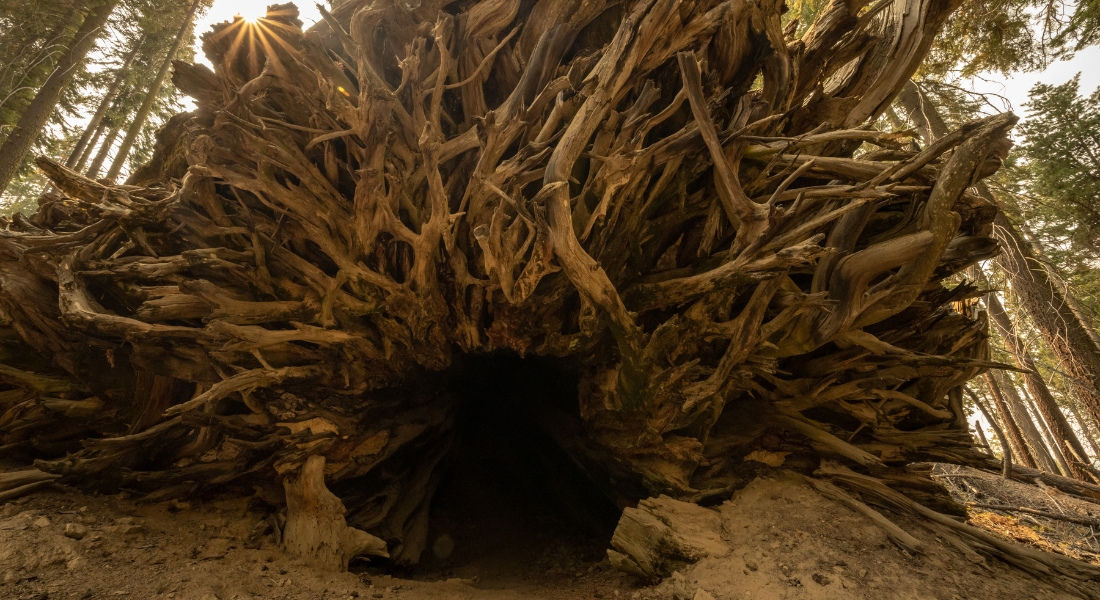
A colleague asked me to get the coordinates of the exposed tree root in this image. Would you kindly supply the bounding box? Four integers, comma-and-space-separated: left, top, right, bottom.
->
0, 0, 1084, 581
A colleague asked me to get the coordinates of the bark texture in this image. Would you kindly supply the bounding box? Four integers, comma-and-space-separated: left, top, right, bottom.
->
981, 375, 1035, 469
986, 287, 1092, 479
0, 0, 1023, 569
993, 213, 1100, 431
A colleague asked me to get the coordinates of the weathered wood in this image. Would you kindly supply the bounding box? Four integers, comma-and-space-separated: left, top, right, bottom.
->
0, 0, 1025, 570
283, 455, 389, 570
607, 495, 729, 581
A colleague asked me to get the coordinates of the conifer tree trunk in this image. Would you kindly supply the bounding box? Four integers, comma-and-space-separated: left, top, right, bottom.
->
1067, 400, 1100, 458
968, 388, 1012, 476
1021, 384, 1076, 476
73, 119, 107, 172
993, 212, 1100, 428
989, 371, 1061, 474
86, 123, 121, 177
104, 0, 198, 182
986, 291, 1092, 479
0, 0, 119, 194
65, 36, 144, 169
983, 374, 1036, 468
0, 4, 86, 133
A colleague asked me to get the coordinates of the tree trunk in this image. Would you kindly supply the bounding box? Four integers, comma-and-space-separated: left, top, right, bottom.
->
993, 212, 1100, 429
103, 1, 198, 182
980, 374, 1035, 468
65, 36, 144, 169
968, 387, 1012, 477
1067, 400, 1100, 460
0, 0, 118, 194
0, 3, 86, 134
1019, 378, 1075, 477
985, 290, 1092, 479
85, 123, 121, 177
73, 118, 107, 173
988, 370, 1061, 474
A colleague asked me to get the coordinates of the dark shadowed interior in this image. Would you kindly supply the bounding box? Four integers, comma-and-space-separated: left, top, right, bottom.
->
360, 354, 623, 583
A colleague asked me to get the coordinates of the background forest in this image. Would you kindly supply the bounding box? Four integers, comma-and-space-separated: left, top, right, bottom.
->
2, 0, 1100, 483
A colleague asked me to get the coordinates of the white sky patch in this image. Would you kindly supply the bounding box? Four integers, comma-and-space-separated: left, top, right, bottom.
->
968, 46, 1100, 116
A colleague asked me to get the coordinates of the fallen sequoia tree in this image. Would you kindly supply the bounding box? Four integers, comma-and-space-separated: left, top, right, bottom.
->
2, 0, 1099, 587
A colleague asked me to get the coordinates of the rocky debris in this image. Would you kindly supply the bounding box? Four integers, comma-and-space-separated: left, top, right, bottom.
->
64, 523, 88, 540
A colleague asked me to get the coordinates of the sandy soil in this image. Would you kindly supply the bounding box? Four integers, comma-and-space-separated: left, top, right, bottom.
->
1, 469, 1097, 600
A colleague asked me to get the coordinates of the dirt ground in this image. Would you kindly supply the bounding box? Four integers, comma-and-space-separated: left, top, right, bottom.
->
1, 468, 1098, 600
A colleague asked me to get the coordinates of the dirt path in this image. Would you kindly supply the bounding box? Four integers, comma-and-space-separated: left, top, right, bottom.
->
1, 472, 1096, 600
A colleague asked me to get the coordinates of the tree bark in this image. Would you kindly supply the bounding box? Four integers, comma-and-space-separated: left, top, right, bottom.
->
1067, 400, 1100, 459
85, 123, 121, 177
968, 387, 1012, 477
985, 290, 1092, 479
1020, 384, 1075, 477
103, 0, 198, 182
65, 36, 144, 168
73, 118, 107, 173
980, 375, 1035, 468
988, 370, 1061, 474
993, 213, 1100, 430
0, 3, 85, 133
0, 0, 118, 194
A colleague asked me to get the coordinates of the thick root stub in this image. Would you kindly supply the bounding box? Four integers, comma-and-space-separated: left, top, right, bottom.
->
283, 456, 389, 570
608, 496, 729, 581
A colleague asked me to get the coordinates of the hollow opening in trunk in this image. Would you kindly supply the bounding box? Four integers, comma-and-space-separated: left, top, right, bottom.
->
362, 353, 623, 584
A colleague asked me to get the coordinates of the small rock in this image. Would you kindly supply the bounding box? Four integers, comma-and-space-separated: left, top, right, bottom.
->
812, 573, 831, 586
2, 570, 18, 584
67, 556, 87, 570
744, 560, 758, 571
693, 590, 716, 600
33, 516, 51, 528
64, 523, 89, 539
